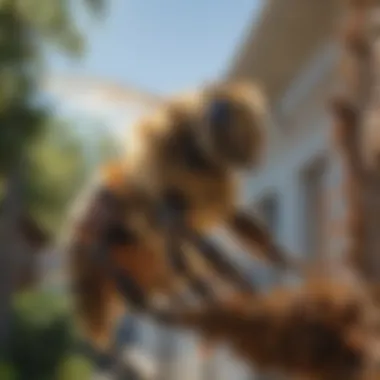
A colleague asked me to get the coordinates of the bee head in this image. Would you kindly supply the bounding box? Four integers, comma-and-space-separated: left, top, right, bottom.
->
200, 81, 267, 169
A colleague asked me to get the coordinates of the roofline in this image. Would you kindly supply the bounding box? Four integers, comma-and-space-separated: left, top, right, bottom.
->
224, 0, 273, 79
224, 0, 341, 103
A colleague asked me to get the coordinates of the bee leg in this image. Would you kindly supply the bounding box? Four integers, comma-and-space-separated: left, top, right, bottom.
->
88, 195, 151, 311
168, 238, 217, 303
90, 239, 149, 311
227, 210, 303, 273
183, 229, 257, 294
158, 190, 217, 304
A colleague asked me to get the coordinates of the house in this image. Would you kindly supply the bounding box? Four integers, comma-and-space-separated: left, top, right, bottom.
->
229, 0, 345, 269
196, 0, 349, 378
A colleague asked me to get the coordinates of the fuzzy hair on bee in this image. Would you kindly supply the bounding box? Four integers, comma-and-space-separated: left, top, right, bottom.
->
156, 277, 380, 380
65, 80, 302, 350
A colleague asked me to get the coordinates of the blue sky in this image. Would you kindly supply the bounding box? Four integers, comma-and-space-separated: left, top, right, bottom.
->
48, 0, 261, 96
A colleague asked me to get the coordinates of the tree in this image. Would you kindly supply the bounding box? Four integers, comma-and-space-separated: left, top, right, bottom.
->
26, 117, 98, 238
0, 0, 106, 353
27, 116, 121, 238
6, 289, 93, 380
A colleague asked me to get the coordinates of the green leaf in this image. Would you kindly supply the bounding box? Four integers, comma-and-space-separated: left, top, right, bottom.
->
57, 355, 94, 380
0, 361, 17, 380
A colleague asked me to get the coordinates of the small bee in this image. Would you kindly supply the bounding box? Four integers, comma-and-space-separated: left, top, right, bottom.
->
66, 81, 302, 349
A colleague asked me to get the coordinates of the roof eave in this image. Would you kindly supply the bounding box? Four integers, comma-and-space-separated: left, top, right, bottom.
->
226, 0, 342, 104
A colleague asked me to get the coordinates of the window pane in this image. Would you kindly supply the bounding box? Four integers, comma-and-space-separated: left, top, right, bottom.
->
256, 193, 279, 237
301, 157, 327, 259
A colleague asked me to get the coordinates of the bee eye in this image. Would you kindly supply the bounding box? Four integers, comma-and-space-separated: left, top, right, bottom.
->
207, 99, 231, 125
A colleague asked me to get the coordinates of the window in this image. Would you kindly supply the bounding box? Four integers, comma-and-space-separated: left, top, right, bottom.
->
254, 192, 281, 289
301, 156, 328, 259
256, 192, 280, 238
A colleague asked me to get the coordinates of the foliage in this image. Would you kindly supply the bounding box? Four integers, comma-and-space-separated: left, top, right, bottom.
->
3, 290, 93, 380
0, 0, 110, 371
25, 118, 90, 237
0, 361, 17, 380
0, 0, 106, 174
24, 117, 120, 238
57, 354, 93, 380
0, 0, 109, 236
0, 3, 46, 173
0, 0, 106, 56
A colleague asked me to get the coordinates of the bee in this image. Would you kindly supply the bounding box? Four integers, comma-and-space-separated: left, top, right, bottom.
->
66, 81, 302, 349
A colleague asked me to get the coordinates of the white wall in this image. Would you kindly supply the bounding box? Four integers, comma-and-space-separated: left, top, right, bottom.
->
243, 128, 328, 256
